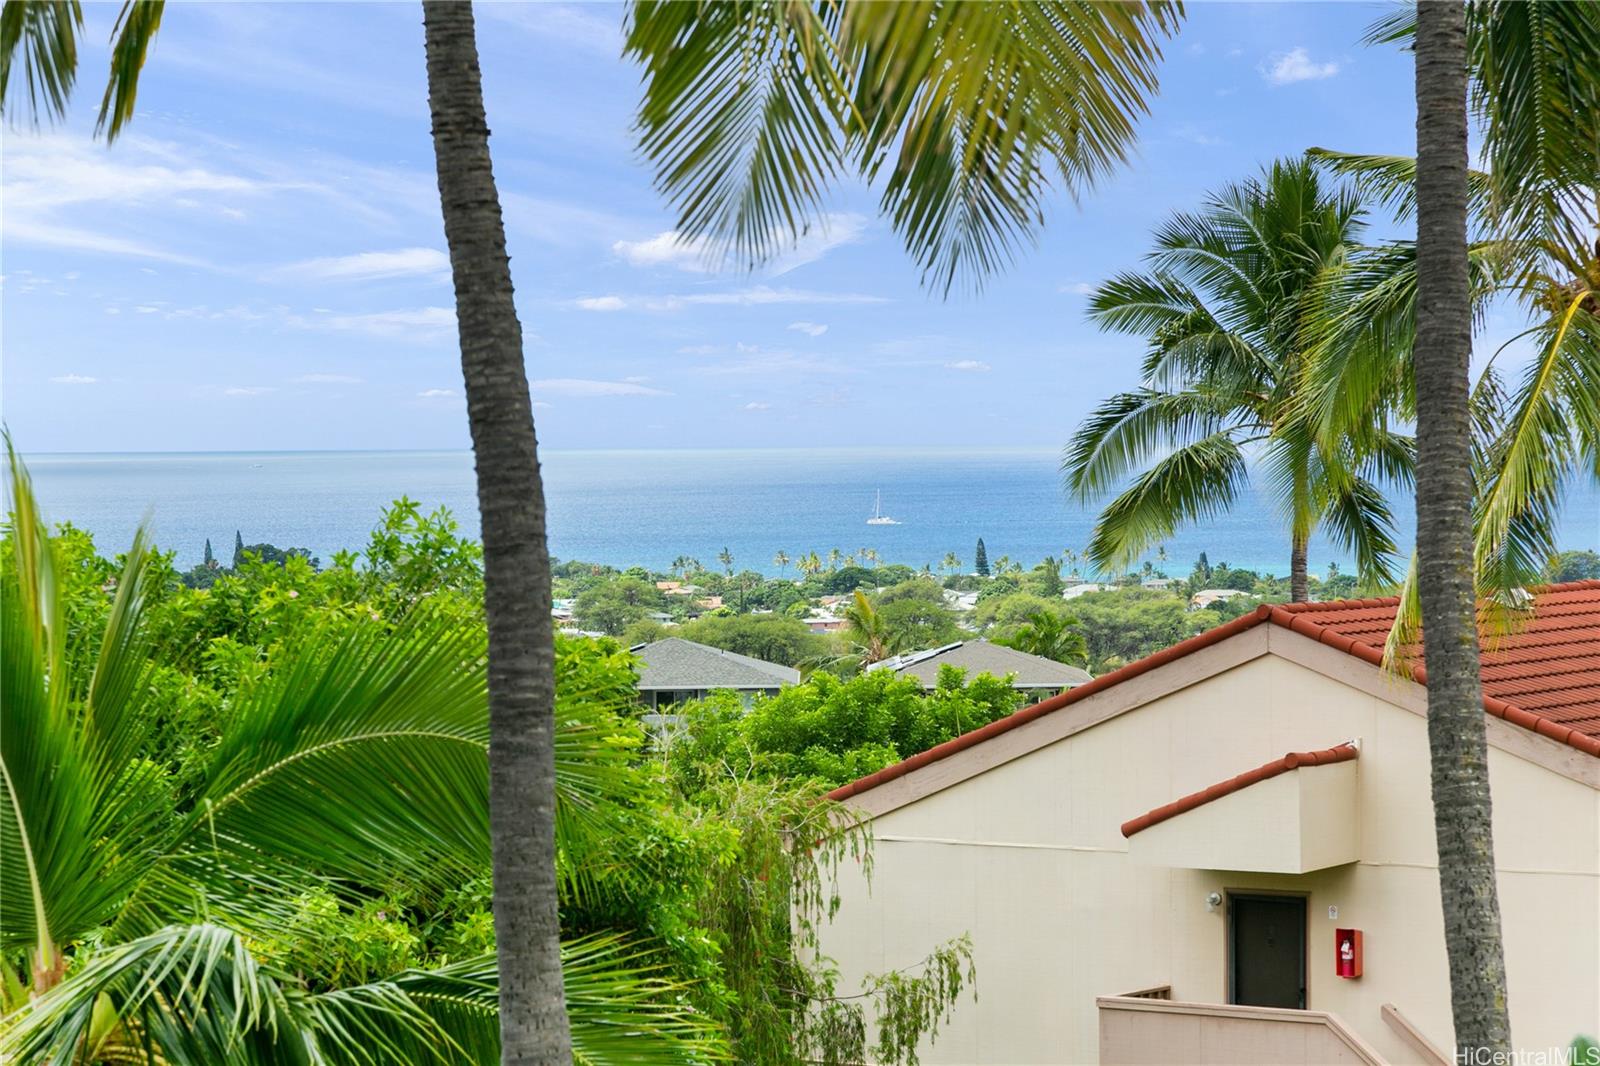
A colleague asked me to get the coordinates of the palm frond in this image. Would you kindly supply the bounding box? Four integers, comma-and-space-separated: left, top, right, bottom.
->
95, 0, 164, 141
185, 610, 493, 892
1473, 295, 1596, 598
1061, 388, 1244, 501
0, 0, 83, 127
2, 450, 173, 967
625, 0, 845, 274
1306, 149, 1492, 224
626, 0, 1181, 293
1082, 433, 1249, 574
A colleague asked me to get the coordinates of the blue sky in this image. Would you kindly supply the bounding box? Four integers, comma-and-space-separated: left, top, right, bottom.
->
2, 2, 1505, 453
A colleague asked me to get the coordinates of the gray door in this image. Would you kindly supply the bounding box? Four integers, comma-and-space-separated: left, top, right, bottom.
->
1230, 894, 1306, 1008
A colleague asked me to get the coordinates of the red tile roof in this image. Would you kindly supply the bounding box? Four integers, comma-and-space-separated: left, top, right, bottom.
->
1119, 744, 1359, 838
827, 580, 1600, 803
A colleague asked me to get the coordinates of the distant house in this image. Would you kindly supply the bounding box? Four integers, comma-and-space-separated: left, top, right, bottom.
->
1141, 577, 1179, 591
1062, 582, 1108, 600
868, 639, 1091, 697
803, 610, 848, 633
1191, 587, 1251, 610
942, 589, 980, 612
695, 595, 724, 611
551, 597, 575, 621
629, 637, 799, 710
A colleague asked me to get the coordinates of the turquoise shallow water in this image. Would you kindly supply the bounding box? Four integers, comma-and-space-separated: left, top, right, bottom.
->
20, 448, 1600, 578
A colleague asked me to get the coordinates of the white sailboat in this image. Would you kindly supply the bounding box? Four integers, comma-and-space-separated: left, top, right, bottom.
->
866, 490, 900, 525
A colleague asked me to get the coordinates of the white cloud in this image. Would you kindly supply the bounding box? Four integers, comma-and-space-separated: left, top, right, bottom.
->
418, 388, 458, 399
529, 378, 670, 397
611, 214, 866, 275
271, 247, 449, 283
945, 360, 992, 372
676, 344, 722, 355
743, 401, 772, 411
476, 3, 621, 54
0, 133, 295, 265
295, 373, 363, 384
1172, 123, 1225, 147
788, 321, 828, 337
1060, 282, 1095, 296
223, 386, 275, 396
611, 231, 711, 272
50, 374, 97, 385
578, 286, 887, 313
294, 306, 456, 339
1264, 48, 1340, 85
692, 351, 854, 377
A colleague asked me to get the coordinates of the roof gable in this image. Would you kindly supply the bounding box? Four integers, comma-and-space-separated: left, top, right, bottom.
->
829, 581, 1600, 804
870, 639, 1093, 687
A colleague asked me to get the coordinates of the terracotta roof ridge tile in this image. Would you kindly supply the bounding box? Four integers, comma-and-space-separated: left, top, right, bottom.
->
1119, 743, 1359, 838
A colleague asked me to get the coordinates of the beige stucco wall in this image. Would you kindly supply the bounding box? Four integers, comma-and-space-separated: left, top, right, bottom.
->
818, 639, 1600, 1064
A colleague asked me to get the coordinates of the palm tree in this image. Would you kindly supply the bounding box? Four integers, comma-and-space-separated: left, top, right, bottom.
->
941, 552, 961, 576
995, 610, 1088, 668
417, 5, 577, 1056
0, 456, 720, 1063
841, 590, 896, 666
773, 550, 790, 575
10, 1, 1187, 1051
1064, 158, 1413, 602
827, 548, 843, 573
1308, 2, 1598, 607
718, 546, 735, 577
1408, 0, 1509, 1051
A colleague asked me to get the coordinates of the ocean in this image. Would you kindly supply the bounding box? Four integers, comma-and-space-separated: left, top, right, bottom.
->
19, 448, 1600, 579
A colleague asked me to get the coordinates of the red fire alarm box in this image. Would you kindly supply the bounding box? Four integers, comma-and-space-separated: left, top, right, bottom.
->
1335, 928, 1363, 978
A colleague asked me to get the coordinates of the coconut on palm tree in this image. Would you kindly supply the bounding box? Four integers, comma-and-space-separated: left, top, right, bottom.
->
1065, 157, 1414, 602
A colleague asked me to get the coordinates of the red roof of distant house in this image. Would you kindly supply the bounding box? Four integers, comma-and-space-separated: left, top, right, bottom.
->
1119, 744, 1359, 838
827, 580, 1600, 803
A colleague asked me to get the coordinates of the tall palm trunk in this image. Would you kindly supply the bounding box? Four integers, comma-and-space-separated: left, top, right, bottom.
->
1289, 533, 1309, 603
1413, 1, 1511, 1054
421, 3, 571, 1061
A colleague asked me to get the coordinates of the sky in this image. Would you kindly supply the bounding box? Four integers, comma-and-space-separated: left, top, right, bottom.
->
0, 2, 1526, 454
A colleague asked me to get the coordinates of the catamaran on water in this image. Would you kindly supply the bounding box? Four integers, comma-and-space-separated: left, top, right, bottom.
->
866, 490, 900, 525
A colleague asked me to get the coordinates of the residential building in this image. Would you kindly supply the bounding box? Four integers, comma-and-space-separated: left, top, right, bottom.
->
942, 589, 981, 612
868, 639, 1091, 697
1064, 582, 1109, 600
804, 610, 848, 633
629, 637, 798, 710
1191, 587, 1251, 610
818, 581, 1600, 1064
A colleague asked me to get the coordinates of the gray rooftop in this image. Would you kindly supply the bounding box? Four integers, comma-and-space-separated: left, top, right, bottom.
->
869, 639, 1092, 689
630, 637, 800, 691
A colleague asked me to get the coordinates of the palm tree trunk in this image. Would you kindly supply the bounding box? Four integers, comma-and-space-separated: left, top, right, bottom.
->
1413, 1, 1511, 1054
1289, 534, 1309, 603
421, 3, 571, 1061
